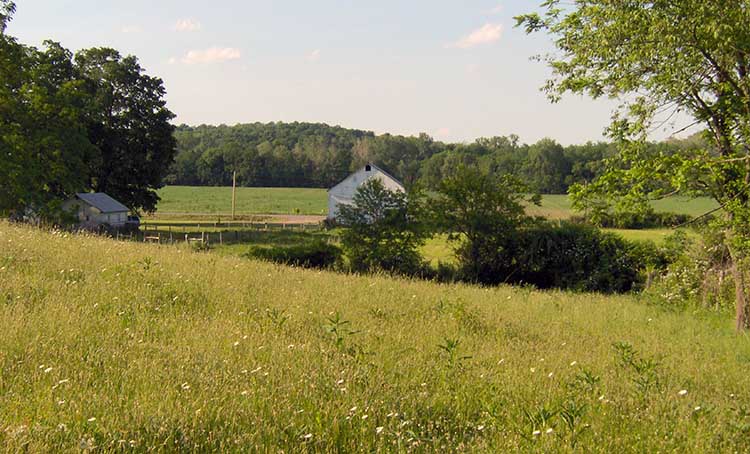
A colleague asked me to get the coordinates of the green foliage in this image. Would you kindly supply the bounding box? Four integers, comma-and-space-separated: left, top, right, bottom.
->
1, 4, 175, 218
513, 223, 646, 293
338, 179, 428, 276
247, 241, 342, 269
76, 48, 176, 212
430, 166, 540, 284
518, 1, 750, 327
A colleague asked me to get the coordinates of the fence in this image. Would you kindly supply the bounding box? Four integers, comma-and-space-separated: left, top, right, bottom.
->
125, 221, 325, 246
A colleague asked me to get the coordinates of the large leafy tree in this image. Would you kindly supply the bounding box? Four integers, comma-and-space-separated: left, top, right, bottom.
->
0, 1, 94, 216
431, 167, 540, 283
76, 48, 177, 212
518, 1, 750, 330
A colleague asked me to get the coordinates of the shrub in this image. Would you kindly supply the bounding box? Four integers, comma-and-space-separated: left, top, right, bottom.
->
512, 223, 644, 293
571, 210, 703, 229
247, 241, 342, 269
338, 179, 428, 276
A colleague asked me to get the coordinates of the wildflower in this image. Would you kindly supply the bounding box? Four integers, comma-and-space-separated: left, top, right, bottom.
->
44, 367, 53, 373
694, 406, 701, 411
678, 389, 688, 396
233, 341, 240, 347
476, 425, 485, 431
336, 379, 345, 385
548, 372, 554, 378
349, 406, 358, 413
376, 426, 384, 434
532, 430, 541, 436
87, 417, 96, 422
57, 423, 67, 431
569, 361, 577, 367
546, 428, 554, 434
181, 383, 190, 390
240, 391, 249, 396
498, 359, 505, 365
362, 414, 368, 420
302, 433, 313, 440
530, 368, 536, 373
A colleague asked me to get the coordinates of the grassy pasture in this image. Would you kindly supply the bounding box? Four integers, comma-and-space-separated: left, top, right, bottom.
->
153, 186, 718, 221
1, 222, 749, 452
153, 186, 328, 217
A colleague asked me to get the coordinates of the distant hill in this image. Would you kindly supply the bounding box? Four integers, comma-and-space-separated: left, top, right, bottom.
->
168, 122, 705, 193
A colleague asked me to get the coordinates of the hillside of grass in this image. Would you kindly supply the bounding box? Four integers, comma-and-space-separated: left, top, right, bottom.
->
1, 222, 749, 451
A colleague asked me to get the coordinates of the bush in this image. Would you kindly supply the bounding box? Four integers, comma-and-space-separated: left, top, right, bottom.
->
510, 223, 644, 293
571, 210, 701, 229
247, 241, 342, 269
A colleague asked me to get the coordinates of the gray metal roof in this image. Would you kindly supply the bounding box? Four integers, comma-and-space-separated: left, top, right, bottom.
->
76, 193, 129, 213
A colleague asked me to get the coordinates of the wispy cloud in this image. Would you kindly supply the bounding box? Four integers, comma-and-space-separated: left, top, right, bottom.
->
173, 18, 202, 32
435, 128, 452, 140
447, 23, 503, 49
121, 25, 142, 34
306, 49, 321, 62
178, 47, 242, 64
489, 4, 503, 15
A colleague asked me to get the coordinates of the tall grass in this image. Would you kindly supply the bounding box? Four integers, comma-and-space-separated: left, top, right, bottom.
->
0, 222, 749, 452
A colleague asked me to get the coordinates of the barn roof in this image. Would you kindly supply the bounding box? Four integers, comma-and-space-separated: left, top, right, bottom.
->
328, 163, 404, 193
75, 193, 129, 213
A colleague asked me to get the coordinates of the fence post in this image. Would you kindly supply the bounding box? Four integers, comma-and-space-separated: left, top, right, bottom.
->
219, 231, 223, 245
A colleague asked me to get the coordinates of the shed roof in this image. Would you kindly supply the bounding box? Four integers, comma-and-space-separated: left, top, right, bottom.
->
76, 193, 129, 213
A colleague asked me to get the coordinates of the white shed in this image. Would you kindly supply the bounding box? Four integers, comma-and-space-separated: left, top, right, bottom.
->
327, 163, 405, 220
62, 193, 130, 228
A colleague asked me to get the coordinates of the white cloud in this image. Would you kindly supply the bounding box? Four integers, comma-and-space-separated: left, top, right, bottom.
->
448, 23, 503, 49
435, 127, 452, 139
179, 47, 241, 64
121, 25, 142, 34
489, 4, 503, 14
306, 49, 321, 62
174, 18, 202, 32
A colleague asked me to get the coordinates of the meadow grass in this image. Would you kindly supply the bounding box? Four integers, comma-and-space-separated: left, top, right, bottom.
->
1, 222, 749, 452
153, 187, 719, 221
153, 186, 328, 217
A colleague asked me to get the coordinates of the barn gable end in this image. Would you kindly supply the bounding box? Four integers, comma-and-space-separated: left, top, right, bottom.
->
327, 164, 404, 220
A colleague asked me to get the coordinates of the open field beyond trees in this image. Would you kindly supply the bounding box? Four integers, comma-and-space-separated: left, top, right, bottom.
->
1, 222, 749, 452
152, 186, 719, 220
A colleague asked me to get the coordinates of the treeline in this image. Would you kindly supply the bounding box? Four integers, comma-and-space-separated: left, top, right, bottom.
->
169, 123, 702, 193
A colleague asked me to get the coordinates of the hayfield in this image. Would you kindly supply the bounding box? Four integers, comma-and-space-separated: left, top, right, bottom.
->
1, 222, 749, 452
153, 187, 719, 220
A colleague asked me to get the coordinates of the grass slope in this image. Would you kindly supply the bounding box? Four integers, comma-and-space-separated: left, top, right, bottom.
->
1, 223, 749, 452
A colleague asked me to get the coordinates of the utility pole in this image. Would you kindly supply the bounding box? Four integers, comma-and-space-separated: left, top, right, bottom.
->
231, 171, 237, 221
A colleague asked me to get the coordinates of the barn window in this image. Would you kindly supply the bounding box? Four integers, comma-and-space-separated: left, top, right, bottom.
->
365, 164, 372, 171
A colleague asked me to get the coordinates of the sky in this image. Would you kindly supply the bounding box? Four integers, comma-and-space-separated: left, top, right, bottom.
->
8, 1, 688, 145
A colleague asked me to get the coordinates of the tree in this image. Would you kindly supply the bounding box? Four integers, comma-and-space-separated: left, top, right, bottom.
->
0, 25, 94, 217
337, 179, 428, 275
76, 48, 176, 213
518, 1, 750, 330
0, 0, 14, 34
431, 167, 540, 284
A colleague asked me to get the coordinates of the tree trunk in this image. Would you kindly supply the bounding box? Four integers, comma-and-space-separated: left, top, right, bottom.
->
731, 257, 749, 331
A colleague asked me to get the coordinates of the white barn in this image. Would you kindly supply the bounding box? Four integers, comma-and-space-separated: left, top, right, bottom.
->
62, 193, 130, 228
327, 163, 405, 220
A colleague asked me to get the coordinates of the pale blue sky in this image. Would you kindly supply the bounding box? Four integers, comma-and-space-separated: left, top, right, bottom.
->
8, 1, 684, 145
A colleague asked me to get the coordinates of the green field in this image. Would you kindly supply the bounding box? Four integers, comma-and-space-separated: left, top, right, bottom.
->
154, 186, 719, 220
153, 186, 328, 217
1, 222, 749, 451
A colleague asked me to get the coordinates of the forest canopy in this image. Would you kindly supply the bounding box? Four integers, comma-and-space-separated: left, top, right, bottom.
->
168, 122, 705, 193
